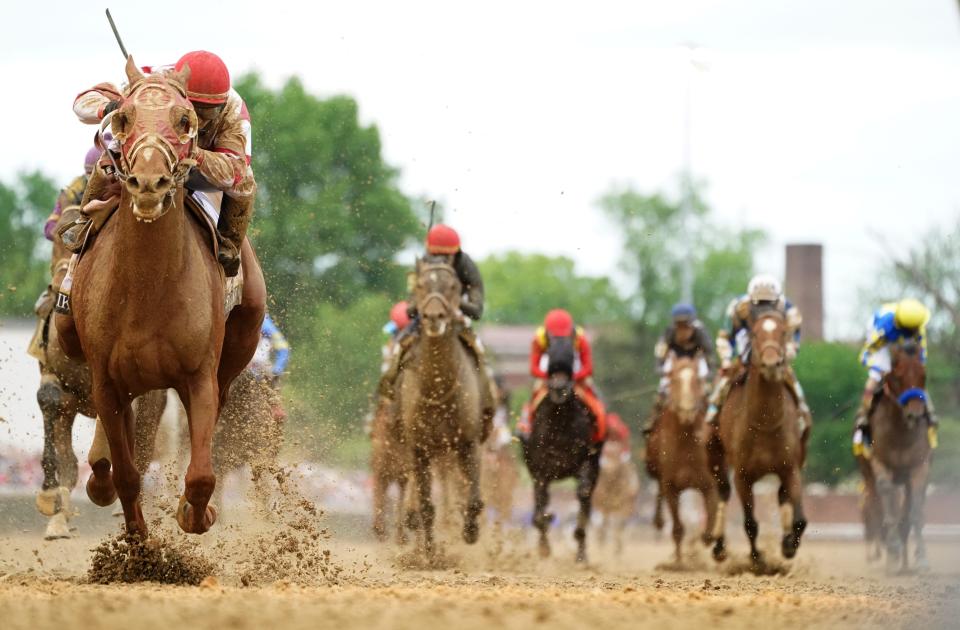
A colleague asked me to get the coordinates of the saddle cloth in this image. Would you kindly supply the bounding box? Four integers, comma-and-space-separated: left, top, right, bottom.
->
55, 191, 242, 316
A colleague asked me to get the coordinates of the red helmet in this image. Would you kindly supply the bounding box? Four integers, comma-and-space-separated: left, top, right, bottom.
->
544, 309, 574, 337
390, 301, 411, 329
175, 51, 230, 105
426, 224, 461, 255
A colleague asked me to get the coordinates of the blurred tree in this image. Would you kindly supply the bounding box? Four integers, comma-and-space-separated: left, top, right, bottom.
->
792, 342, 863, 485
478, 252, 628, 325
232, 74, 423, 434
0, 171, 57, 316
235, 73, 422, 314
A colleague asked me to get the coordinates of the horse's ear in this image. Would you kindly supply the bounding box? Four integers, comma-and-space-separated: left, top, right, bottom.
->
125, 55, 145, 85
169, 62, 191, 91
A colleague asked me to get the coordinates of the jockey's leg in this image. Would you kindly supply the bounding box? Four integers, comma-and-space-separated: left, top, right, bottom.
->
459, 326, 496, 439
644, 374, 669, 436
216, 190, 255, 277
705, 371, 733, 425
854, 348, 889, 454
784, 367, 812, 428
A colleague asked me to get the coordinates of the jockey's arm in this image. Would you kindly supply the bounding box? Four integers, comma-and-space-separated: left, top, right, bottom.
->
530, 338, 548, 379
73, 83, 123, 124
694, 325, 717, 373
785, 301, 803, 358
194, 104, 255, 201
454, 251, 484, 320
653, 333, 669, 372
918, 324, 928, 364
574, 334, 594, 382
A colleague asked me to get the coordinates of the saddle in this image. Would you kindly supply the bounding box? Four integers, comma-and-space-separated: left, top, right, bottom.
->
54, 192, 242, 316
525, 382, 607, 443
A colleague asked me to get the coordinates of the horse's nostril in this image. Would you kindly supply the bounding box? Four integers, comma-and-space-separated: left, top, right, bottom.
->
127, 176, 140, 190
157, 176, 172, 190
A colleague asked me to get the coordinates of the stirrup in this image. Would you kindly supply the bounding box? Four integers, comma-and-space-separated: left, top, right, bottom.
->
217, 239, 241, 277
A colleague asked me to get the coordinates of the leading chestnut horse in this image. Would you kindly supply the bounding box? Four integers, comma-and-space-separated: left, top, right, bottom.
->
708, 311, 810, 566
55, 57, 265, 536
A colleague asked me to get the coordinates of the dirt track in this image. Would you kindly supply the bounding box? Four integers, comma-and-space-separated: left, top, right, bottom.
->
1, 505, 958, 630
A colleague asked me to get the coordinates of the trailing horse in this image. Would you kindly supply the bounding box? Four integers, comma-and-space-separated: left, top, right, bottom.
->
593, 437, 639, 554
861, 341, 933, 573
370, 393, 412, 544
521, 335, 600, 563
708, 311, 810, 566
645, 355, 718, 562
399, 256, 485, 557
55, 57, 265, 536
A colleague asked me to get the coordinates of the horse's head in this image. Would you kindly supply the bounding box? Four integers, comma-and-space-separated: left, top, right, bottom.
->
546, 334, 575, 405
668, 355, 703, 425
886, 341, 928, 427
414, 256, 461, 337
751, 311, 786, 381
110, 57, 199, 223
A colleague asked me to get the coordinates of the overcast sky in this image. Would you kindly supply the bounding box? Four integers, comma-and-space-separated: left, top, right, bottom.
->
2, 0, 959, 339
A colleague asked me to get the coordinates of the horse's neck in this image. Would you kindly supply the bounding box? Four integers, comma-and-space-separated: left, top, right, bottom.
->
115, 190, 190, 278
746, 364, 785, 425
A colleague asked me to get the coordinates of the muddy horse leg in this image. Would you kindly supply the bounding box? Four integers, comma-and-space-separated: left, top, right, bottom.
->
372, 470, 388, 542
665, 484, 684, 563
532, 478, 553, 558
872, 461, 902, 574
412, 448, 435, 557
395, 476, 409, 545
35, 377, 64, 515
457, 442, 484, 545
85, 415, 118, 506
574, 456, 598, 564
734, 473, 762, 565
652, 491, 665, 532
93, 385, 146, 536
908, 459, 931, 572
175, 375, 219, 534
699, 480, 719, 547
709, 439, 730, 562
779, 468, 807, 559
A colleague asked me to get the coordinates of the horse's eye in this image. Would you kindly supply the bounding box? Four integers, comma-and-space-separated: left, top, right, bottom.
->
180, 115, 190, 129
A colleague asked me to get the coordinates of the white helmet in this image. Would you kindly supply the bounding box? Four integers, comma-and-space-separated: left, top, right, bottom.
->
748, 274, 782, 304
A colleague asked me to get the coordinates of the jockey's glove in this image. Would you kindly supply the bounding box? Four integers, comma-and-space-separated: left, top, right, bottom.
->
461, 301, 481, 320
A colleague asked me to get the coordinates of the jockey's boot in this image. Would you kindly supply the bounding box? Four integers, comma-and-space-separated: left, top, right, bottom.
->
705, 374, 730, 425
642, 391, 666, 436
459, 326, 496, 440
926, 395, 940, 449
216, 194, 254, 277
852, 394, 872, 457
378, 324, 418, 400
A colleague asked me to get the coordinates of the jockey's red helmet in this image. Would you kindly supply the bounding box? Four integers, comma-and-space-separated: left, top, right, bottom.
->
544, 309, 574, 337
175, 51, 231, 105
390, 301, 411, 329
426, 224, 461, 255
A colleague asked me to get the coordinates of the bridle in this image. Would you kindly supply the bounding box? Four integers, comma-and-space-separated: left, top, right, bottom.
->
416, 262, 459, 317
101, 75, 198, 189
751, 310, 786, 367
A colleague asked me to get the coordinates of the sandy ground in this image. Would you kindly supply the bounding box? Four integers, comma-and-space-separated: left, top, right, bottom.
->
1, 494, 959, 630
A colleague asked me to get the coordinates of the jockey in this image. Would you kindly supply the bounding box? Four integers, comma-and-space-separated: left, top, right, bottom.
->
380, 225, 495, 429
650, 303, 714, 418
72, 51, 255, 276
380, 300, 411, 373
520, 309, 607, 441
249, 313, 290, 389
43, 146, 101, 242
705, 274, 810, 426
853, 299, 936, 453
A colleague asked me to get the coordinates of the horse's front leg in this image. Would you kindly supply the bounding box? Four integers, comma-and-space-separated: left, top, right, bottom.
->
412, 447, 435, 557
779, 467, 807, 559
699, 479, 719, 547
871, 459, 902, 574
733, 473, 761, 566
92, 384, 146, 536
532, 478, 552, 558
907, 459, 931, 572
574, 455, 600, 563
665, 483, 684, 563
456, 442, 483, 545
708, 437, 730, 562
175, 374, 219, 534
36, 377, 64, 515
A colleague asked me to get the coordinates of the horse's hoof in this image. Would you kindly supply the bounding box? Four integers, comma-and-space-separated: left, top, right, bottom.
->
575, 548, 587, 564
463, 520, 480, 545
44, 512, 72, 540
176, 496, 218, 534
700, 532, 714, 546
372, 523, 388, 543
85, 460, 117, 507
781, 534, 799, 559
36, 487, 61, 517
750, 551, 764, 568
915, 556, 930, 573
712, 539, 727, 562
653, 515, 665, 531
